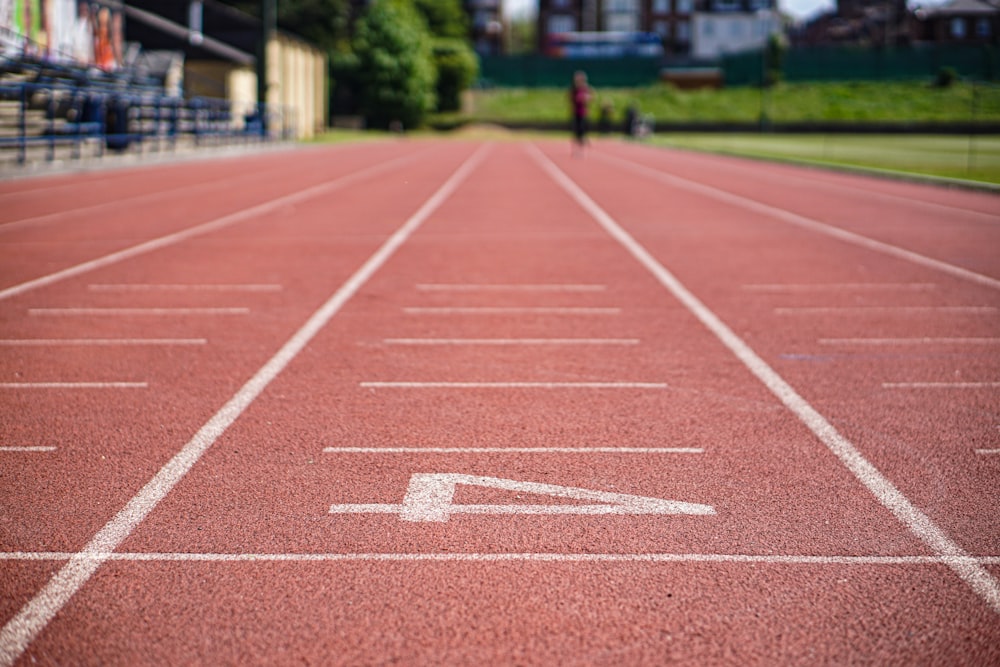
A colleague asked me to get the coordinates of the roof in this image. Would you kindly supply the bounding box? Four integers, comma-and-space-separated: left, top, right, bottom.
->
917, 0, 1000, 17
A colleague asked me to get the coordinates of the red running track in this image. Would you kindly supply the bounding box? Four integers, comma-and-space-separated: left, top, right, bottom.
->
0, 139, 998, 664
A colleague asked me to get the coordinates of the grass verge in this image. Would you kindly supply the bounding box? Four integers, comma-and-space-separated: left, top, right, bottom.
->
647, 133, 1000, 186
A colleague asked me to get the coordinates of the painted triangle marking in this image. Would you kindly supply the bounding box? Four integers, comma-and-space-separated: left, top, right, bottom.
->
329, 473, 715, 523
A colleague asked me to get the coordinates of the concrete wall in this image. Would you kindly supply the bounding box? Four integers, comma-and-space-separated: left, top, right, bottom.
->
186, 32, 327, 140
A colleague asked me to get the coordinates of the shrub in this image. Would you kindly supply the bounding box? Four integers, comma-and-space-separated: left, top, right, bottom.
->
353, 0, 437, 129
432, 38, 479, 112
935, 66, 958, 88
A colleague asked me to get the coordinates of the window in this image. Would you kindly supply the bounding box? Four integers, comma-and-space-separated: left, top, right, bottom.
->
653, 0, 670, 13
676, 0, 693, 12
605, 0, 638, 11
951, 17, 966, 38
552, 0, 572, 7
548, 14, 576, 33
702, 20, 714, 36
676, 20, 690, 40
730, 21, 744, 37
713, 0, 742, 11
607, 13, 639, 31
654, 19, 670, 36
976, 18, 991, 37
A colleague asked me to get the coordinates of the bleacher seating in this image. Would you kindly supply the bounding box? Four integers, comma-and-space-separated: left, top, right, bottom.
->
0, 55, 274, 169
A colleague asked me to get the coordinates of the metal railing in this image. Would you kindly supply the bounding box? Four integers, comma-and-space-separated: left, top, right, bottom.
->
0, 66, 294, 166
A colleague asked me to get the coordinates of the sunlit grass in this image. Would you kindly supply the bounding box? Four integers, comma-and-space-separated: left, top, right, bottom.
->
649, 133, 1000, 185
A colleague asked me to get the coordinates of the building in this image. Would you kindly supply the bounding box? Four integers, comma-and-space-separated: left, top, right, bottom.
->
691, 0, 780, 59
795, 0, 909, 46
468, 0, 504, 55
124, 0, 327, 138
911, 0, 999, 44
537, 0, 780, 57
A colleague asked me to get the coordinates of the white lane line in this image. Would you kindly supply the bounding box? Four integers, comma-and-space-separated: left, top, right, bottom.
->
403, 307, 621, 315
0, 447, 57, 452
820, 338, 1000, 345
744, 283, 937, 292
382, 338, 640, 346
529, 143, 1000, 614
416, 284, 607, 292
0, 339, 206, 346
884, 382, 1000, 389
89, 284, 283, 292
0, 150, 426, 303
2, 551, 999, 565
0, 382, 147, 389
975, 449, 1000, 455
777, 306, 998, 315
322, 447, 703, 454
29, 308, 249, 316
0, 144, 491, 667
360, 382, 668, 389
599, 151, 1000, 291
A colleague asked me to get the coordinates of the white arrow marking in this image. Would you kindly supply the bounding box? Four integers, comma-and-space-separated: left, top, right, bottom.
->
330, 473, 715, 523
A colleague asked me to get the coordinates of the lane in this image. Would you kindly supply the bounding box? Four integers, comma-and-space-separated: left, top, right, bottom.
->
2, 141, 998, 664
601, 142, 1000, 282
0, 144, 382, 224
0, 143, 433, 300
0, 142, 483, 664
555, 141, 1000, 556
29, 141, 987, 664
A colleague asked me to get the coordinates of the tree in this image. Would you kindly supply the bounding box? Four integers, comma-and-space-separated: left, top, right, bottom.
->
412, 0, 469, 40
353, 0, 436, 129
222, 0, 351, 52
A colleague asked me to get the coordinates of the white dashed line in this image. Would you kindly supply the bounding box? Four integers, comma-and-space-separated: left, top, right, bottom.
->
0, 383, 147, 389
975, 449, 1000, 455
775, 306, 997, 315
0, 447, 57, 452
322, 447, 703, 454
820, 338, 1000, 345
0, 339, 207, 346
2, 551, 999, 566
381, 338, 639, 346
29, 308, 249, 316
0, 382, 149, 389
416, 284, 607, 292
743, 283, 937, 292
403, 307, 621, 315
89, 284, 283, 292
883, 382, 1000, 389
360, 382, 668, 389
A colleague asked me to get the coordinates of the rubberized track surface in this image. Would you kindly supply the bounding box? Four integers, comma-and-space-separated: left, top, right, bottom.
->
1, 139, 998, 664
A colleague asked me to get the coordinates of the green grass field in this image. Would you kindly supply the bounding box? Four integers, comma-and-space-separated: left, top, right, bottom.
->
451, 81, 1000, 125
647, 134, 1000, 186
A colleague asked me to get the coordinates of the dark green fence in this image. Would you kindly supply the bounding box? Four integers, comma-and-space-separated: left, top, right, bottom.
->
478, 45, 999, 89
724, 44, 1000, 86
478, 56, 662, 88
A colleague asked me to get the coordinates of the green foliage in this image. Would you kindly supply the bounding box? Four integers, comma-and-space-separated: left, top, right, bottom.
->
447, 81, 1000, 125
353, 0, 437, 129
432, 39, 479, 112
935, 66, 958, 88
412, 0, 469, 39
221, 0, 350, 52
506, 16, 538, 55
764, 34, 786, 87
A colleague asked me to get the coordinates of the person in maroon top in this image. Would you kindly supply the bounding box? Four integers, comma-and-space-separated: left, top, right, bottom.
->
569, 70, 592, 156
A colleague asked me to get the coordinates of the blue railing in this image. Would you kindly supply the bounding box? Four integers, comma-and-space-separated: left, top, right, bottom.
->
0, 71, 290, 166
